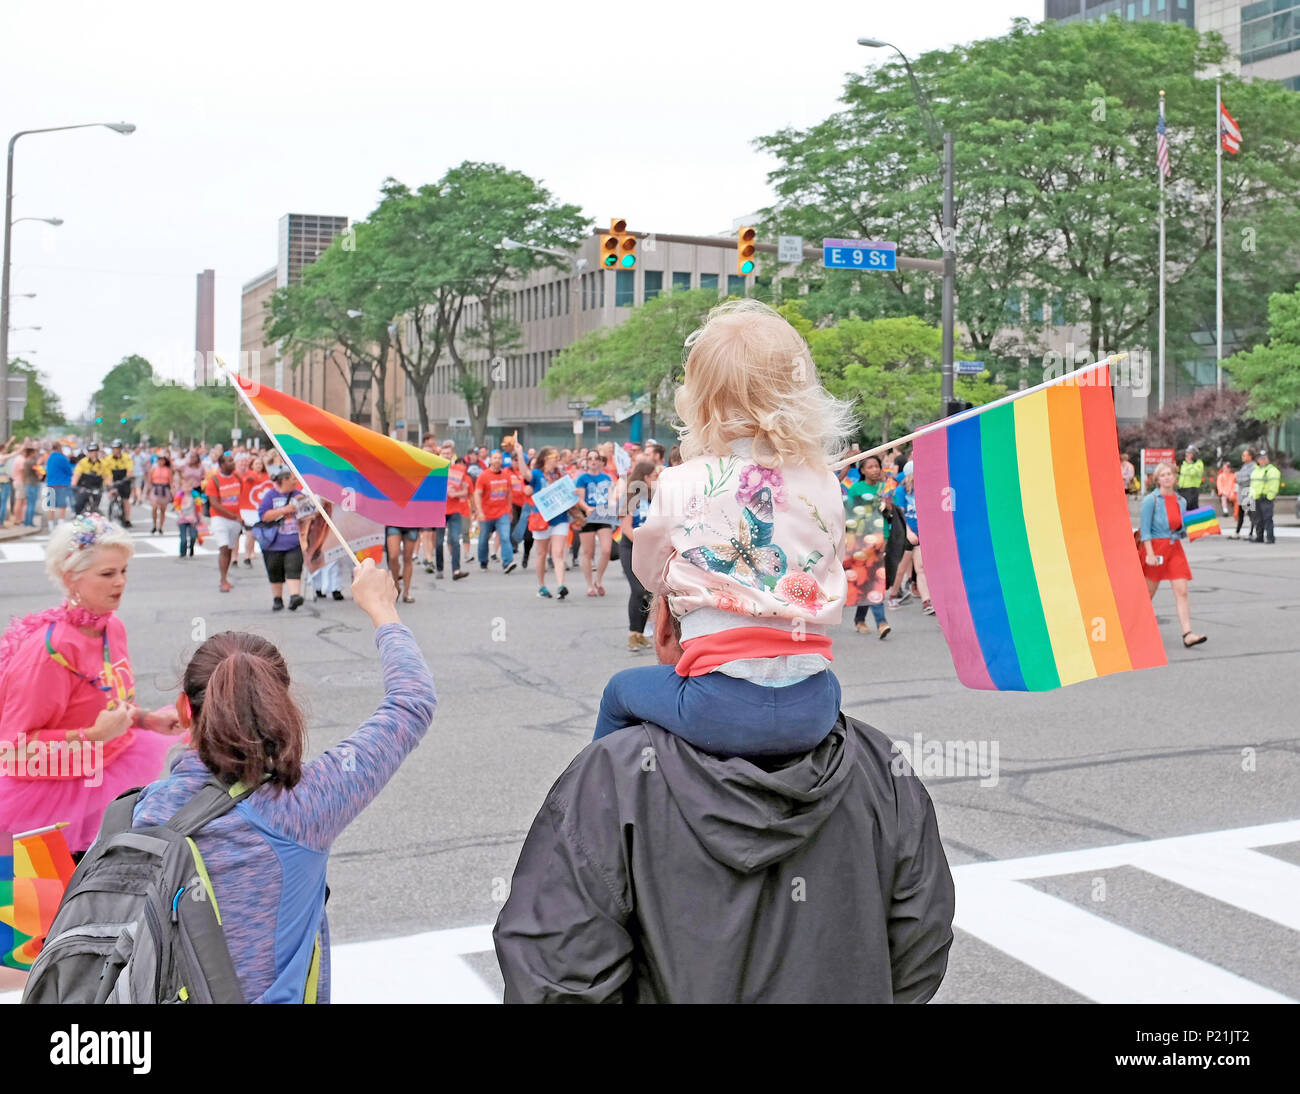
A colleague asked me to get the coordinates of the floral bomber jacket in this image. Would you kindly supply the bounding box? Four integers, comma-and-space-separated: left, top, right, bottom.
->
631, 447, 848, 631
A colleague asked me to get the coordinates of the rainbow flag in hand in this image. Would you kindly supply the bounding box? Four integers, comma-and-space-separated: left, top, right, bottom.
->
1184, 507, 1222, 541
230, 371, 448, 528
914, 368, 1167, 691
1, 827, 76, 969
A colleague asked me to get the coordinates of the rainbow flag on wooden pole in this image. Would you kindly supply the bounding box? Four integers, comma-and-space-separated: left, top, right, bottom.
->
219, 360, 448, 557
1, 825, 77, 969
835, 356, 1167, 692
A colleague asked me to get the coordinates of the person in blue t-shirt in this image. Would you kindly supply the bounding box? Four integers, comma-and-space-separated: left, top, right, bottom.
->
575, 451, 615, 597
44, 443, 74, 523
886, 460, 932, 614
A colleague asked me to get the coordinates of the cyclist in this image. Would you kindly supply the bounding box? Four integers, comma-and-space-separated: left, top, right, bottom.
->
102, 439, 134, 527
71, 442, 107, 515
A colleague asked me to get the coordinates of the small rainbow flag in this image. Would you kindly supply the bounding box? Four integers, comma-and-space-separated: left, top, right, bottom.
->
914, 368, 1167, 691
1184, 506, 1222, 541
1, 827, 76, 969
230, 371, 448, 528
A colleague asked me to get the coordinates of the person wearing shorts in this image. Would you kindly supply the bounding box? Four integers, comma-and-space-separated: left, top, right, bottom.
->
527, 447, 586, 600
386, 527, 420, 603
258, 470, 305, 611
205, 452, 244, 592
575, 451, 615, 597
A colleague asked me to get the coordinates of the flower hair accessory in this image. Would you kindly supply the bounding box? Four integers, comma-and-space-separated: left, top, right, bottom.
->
68, 513, 112, 555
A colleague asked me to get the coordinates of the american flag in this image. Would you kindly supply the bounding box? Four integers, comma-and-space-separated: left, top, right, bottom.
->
1156, 106, 1171, 177
1220, 101, 1241, 155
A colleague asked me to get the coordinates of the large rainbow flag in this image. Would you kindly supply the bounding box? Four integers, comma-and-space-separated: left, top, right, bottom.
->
1, 827, 77, 969
230, 371, 448, 528
914, 366, 1167, 691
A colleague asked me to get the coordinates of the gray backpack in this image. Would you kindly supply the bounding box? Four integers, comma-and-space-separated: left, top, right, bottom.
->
22, 779, 256, 1004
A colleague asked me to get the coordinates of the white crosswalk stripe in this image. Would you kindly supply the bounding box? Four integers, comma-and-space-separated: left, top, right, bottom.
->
0, 526, 220, 563
5, 819, 1296, 1003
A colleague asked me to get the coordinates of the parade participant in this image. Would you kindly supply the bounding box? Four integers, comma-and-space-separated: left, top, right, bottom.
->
1249, 450, 1280, 544
888, 461, 933, 615
845, 454, 892, 639
177, 449, 205, 497
576, 451, 616, 596
528, 446, 580, 599
103, 440, 135, 528
257, 469, 306, 612
1140, 463, 1205, 647
417, 435, 441, 574
384, 521, 420, 604
507, 442, 532, 567
617, 459, 658, 651
71, 442, 107, 516
1177, 445, 1203, 513
128, 559, 436, 1003
495, 593, 955, 1004
237, 453, 270, 567
598, 299, 852, 755
44, 441, 74, 525
18, 444, 42, 527
0, 437, 16, 525
1120, 453, 1137, 495
205, 452, 244, 593
174, 480, 199, 556
303, 498, 346, 602
1234, 448, 1257, 540
437, 441, 470, 580
473, 449, 518, 574
148, 455, 173, 534
0, 514, 186, 853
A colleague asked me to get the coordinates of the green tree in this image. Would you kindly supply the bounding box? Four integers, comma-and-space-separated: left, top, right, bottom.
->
545, 289, 722, 434
91, 355, 155, 442
1222, 280, 1300, 446
370, 163, 589, 442
757, 18, 1300, 381
266, 220, 398, 433
138, 382, 237, 447
6, 359, 65, 436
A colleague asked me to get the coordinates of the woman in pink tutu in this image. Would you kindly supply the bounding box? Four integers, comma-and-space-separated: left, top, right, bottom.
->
0, 513, 186, 855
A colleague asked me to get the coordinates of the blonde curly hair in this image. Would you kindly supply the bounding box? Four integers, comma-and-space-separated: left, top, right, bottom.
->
44, 513, 134, 593
674, 299, 855, 469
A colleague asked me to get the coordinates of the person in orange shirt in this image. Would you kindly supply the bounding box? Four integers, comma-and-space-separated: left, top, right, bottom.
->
1215, 460, 1237, 519
237, 454, 271, 568
437, 440, 470, 580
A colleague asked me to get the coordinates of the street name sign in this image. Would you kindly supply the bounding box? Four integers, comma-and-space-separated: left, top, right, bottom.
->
822, 239, 897, 271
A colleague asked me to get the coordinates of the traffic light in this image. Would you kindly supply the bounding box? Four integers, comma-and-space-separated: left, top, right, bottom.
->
737, 226, 757, 276
599, 218, 636, 270
945, 399, 974, 418
120, 417, 128, 425
95, 416, 103, 424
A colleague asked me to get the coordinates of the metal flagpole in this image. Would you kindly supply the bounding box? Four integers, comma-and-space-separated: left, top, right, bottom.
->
216, 357, 361, 572
1159, 90, 1167, 412
830, 354, 1128, 472
1216, 75, 1224, 392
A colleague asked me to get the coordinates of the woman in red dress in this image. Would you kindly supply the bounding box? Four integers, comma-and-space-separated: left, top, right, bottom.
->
1139, 462, 1206, 648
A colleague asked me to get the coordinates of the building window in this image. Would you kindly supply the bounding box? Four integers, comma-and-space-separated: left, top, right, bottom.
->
616, 269, 635, 307
1142, 0, 1150, 14
1029, 293, 1045, 324
1126, 2, 1136, 18
1004, 292, 1022, 323
644, 271, 663, 300
598, 272, 606, 308
727, 275, 747, 297
700, 273, 719, 292
672, 271, 692, 291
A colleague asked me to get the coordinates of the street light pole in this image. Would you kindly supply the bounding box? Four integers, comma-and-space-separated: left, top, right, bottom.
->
859, 39, 956, 414
1, 122, 135, 438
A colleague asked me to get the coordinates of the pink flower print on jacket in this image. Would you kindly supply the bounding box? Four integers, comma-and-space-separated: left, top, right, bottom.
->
774, 571, 829, 613
735, 463, 786, 507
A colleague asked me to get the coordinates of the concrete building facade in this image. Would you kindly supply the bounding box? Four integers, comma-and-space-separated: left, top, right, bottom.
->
194, 269, 215, 385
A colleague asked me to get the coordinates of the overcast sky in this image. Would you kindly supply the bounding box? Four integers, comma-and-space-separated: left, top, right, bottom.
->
1, 0, 1036, 418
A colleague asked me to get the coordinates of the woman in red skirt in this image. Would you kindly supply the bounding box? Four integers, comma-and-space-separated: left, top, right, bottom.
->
1139, 462, 1206, 648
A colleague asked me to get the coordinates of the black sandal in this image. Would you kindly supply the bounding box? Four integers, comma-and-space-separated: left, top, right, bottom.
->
1182, 631, 1207, 647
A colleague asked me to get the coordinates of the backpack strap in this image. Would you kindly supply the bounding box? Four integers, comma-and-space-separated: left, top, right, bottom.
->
164, 777, 263, 837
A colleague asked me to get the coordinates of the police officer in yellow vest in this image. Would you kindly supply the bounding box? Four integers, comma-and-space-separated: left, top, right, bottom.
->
1177, 446, 1204, 513
1249, 451, 1281, 544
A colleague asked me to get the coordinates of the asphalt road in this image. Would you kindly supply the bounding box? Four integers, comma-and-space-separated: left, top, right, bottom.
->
2, 516, 1298, 1003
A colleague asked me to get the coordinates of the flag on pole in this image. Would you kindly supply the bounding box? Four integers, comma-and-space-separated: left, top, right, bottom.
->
1156, 104, 1171, 177
229, 371, 449, 528
913, 366, 1167, 691
1, 826, 76, 969
1220, 101, 1241, 154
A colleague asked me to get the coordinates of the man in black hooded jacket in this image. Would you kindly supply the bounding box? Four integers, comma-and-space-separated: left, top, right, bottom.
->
493, 596, 956, 1003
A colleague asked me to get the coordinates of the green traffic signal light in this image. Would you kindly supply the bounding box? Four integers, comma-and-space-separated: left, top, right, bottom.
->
620, 253, 636, 269
740, 259, 755, 274
95, 417, 103, 424
120, 417, 128, 424
603, 254, 618, 268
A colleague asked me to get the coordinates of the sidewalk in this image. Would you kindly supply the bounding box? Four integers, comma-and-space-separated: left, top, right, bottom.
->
0, 521, 41, 542
1125, 493, 1298, 529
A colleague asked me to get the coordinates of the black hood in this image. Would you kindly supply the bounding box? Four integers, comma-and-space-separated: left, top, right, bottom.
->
645, 717, 855, 874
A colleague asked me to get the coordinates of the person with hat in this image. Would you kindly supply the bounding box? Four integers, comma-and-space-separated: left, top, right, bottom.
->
1249, 451, 1281, 545
1176, 446, 1204, 515
71, 443, 108, 516
101, 440, 135, 528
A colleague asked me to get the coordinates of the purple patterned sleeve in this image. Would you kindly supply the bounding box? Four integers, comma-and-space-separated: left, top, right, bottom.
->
252, 622, 436, 851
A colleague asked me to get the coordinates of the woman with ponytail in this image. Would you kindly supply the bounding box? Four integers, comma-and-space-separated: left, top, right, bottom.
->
129, 558, 437, 1004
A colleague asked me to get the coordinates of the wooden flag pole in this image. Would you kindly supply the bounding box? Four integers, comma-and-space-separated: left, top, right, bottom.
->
829, 354, 1128, 472
216, 357, 362, 572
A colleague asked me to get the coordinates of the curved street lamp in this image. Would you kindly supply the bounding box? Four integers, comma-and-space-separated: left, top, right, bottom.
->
1, 122, 135, 435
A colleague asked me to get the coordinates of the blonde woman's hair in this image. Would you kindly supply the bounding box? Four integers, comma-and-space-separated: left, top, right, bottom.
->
45, 514, 135, 593
1152, 461, 1178, 483
674, 299, 856, 468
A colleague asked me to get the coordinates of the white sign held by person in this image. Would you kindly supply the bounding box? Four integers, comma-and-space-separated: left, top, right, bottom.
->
532, 476, 579, 522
